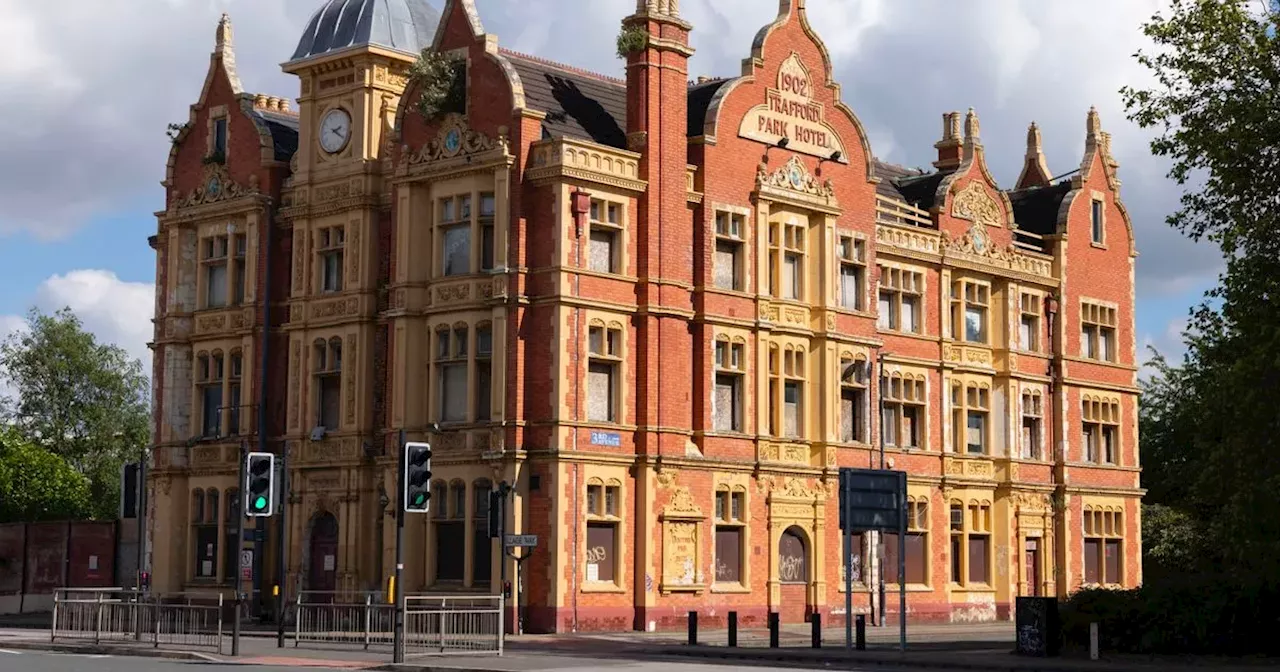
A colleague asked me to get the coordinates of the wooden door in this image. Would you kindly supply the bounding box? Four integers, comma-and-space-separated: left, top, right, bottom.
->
1024, 538, 1041, 597
307, 513, 339, 598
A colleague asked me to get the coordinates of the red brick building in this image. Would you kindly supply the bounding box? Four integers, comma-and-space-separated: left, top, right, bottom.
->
148, 0, 1141, 631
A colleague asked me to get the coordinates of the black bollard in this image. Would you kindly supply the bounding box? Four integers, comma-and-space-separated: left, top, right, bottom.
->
768, 612, 780, 648
811, 612, 821, 648
687, 611, 698, 646
728, 611, 738, 648
855, 613, 866, 651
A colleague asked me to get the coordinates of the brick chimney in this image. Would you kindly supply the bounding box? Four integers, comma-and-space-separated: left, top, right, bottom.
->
933, 111, 962, 171
623, 0, 696, 457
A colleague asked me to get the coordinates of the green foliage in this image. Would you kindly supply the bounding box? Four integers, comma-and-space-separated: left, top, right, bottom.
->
166, 122, 189, 144
0, 307, 149, 520
1060, 575, 1280, 656
0, 428, 91, 523
1123, 0, 1280, 573
1141, 503, 1201, 576
616, 25, 649, 59
408, 50, 466, 121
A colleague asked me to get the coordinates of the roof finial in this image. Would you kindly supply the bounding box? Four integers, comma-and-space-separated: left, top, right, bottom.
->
1086, 106, 1102, 141
216, 13, 233, 50
1017, 121, 1053, 189
964, 107, 980, 143
1027, 121, 1042, 154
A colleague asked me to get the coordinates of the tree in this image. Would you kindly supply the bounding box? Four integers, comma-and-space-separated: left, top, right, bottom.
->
0, 308, 149, 520
0, 428, 92, 523
1123, 0, 1280, 572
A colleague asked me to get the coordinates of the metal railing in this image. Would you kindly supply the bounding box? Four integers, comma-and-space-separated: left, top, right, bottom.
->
293, 591, 394, 649
403, 594, 503, 656
51, 588, 224, 654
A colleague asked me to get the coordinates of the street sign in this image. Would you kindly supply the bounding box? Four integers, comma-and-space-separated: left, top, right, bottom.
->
839, 468, 905, 532
504, 534, 538, 548
240, 550, 253, 569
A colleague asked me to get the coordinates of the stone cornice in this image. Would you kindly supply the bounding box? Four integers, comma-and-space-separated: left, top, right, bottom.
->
526, 137, 647, 193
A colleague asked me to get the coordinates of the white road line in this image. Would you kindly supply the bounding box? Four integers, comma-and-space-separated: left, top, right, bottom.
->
0, 649, 24, 655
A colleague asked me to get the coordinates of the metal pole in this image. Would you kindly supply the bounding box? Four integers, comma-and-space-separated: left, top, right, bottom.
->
877, 351, 887, 627
393, 430, 406, 663
276, 445, 289, 648
843, 473, 852, 651
137, 449, 148, 591
498, 481, 510, 634
898, 470, 907, 652
232, 592, 241, 656
236, 440, 246, 598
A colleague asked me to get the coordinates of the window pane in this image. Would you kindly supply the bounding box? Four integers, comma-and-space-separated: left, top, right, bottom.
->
477, 329, 493, 356
1100, 329, 1113, 361
1092, 200, 1104, 243
588, 230, 616, 273
1020, 317, 1034, 350
783, 254, 799, 300
783, 381, 800, 437
481, 224, 495, 271
884, 532, 900, 584
587, 362, 615, 422
906, 533, 927, 584
903, 405, 920, 448
1084, 539, 1101, 584
323, 252, 343, 291
195, 526, 218, 578
1022, 418, 1039, 459
586, 486, 600, 516
950, 535, 962, 583
435, 522, 465, 582
472, 527, 492, 586
964, 306, 985, 342
968, 535, 989, 584
840, 264, 860, 309
320, 375, 341, 430
233, 262, 246, 305
841, 388, 858, 442
1082, 326, 1096, 358
882, 405, 898, 446
605, 487, 617, 516
586, 523, 615, 582
966, 412, 985, 454
878, 292, 893, 329
476, 362, 492, 421
443, 225, 471, 276
214, 118, 227, 155
715, 527, 742, 583
1104, 539, 1121, 584
202, 386, 222, 437
228, 383, 241, 436
441, 364, 467, 422
901, 295, 918, 333
480, 192, 496, 217
207, 265, 228, 307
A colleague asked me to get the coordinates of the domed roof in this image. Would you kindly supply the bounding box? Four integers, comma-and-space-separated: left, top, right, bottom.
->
290, 0, 440, 63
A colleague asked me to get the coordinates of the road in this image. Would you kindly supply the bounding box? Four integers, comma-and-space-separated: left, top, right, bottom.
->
0, 647, 960, 671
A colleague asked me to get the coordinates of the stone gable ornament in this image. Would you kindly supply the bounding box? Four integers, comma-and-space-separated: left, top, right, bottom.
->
951, 181, 1004, 228
757, 156, 835, 199
409, 114, 502, 165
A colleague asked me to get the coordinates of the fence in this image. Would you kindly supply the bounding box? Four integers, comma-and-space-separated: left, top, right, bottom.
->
50, 588, 224, 654
293, 591, 394, 649
403, 594, 503, 657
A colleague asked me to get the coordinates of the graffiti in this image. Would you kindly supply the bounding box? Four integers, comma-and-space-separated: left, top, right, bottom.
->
715, 558, 732, 581
779, 555, 806, 582
585, 546, 608, 565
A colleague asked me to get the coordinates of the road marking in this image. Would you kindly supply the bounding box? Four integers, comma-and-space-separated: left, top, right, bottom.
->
0, 649, 23, 655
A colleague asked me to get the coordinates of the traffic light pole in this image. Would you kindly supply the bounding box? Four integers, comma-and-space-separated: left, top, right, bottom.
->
276, 448, 288, 648
393, 430, 406, 663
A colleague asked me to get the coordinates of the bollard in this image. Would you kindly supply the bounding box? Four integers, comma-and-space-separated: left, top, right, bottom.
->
855, 613, 866, 651
728, 611, 738, 648
687, 611, 698, 646
231, 593, 241, 657
811, 612, 822, 649
768, 612, 780, 648
1089, 622, 1099, 660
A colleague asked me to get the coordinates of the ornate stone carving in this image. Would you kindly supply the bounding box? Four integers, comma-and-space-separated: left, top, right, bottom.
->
781, 478, 816, 500
951, 181, 1004, 228
756, 475, 776, 494
435, 283, 471, 304
825, 313, 837, 331
756, 156, 834, 198
772, 503, 814, 520
663, 487, 702, 516
288, 341, 301, 429
175, 163, 254, 209
661, 521, 701, 588
876, 224, 940, 255
195, 313, 227, 334
312, 297, 360, 320
193, 445, 221, 465
656, 468, 676, 489
410, 115, 500, 165
392, 288, 407, 310
944, 344, 993, 366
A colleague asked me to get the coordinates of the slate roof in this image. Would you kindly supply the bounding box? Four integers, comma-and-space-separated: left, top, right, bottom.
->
290, 0, 439, 63
250, 108, 300, 163
502, 51, 628, 149
687, 78, 731, 137
1009, 180, 1072, 237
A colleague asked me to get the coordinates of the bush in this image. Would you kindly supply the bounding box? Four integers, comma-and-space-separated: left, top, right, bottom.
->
1060, 573, 1280, 656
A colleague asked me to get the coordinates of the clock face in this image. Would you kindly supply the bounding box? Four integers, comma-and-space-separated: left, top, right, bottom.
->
319, 108, 352, 154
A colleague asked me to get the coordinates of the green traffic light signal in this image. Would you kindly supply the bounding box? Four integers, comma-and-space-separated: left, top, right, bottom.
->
253, 496, 268, 510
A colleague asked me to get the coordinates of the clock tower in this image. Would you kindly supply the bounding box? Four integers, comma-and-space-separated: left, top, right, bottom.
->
275, 0, 440, 595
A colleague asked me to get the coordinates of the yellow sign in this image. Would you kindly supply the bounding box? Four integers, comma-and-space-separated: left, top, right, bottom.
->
738, 53, 847, 163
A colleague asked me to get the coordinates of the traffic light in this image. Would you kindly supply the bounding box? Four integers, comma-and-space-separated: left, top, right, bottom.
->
403, 442, 432, 513
245, 452, 275, 517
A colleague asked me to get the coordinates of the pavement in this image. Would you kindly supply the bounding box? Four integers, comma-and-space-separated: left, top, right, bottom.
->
0, 622, 1276, 672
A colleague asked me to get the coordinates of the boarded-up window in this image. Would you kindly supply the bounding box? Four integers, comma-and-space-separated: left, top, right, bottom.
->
840, 263, 861, 310
778, 527, 807, 584
848, 532, 865, 583
586, 522, 615, 583
435, 522, 465, 582
714, 373, 741, 432
714, 527, 742, 583
1084, 539, 1100, 584
472, 481, 492, 586
883, 532, 927, 585
443, 225, 470, 276
588, 230, 616, 273
841, 388, 864, 442
194, 525, 218, 578
714, 241, 739, 290
588, 362, 615, 422
319, 374, 341, 430
968, 535, 990, 584
440, 363, 467, 423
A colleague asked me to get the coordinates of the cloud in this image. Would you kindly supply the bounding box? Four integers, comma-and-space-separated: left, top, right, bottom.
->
0, 0, 1219, 295
0, 271, 155, 377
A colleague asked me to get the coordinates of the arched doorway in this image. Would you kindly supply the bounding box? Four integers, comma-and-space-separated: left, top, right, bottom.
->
306, 512, 339, 597
778, 526, 810, 622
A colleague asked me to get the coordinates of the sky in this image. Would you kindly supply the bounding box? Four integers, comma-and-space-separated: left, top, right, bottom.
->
0, 0, 1217, 382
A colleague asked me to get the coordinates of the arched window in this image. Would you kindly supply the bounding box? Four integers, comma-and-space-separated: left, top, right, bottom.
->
778, 527, 807, 584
